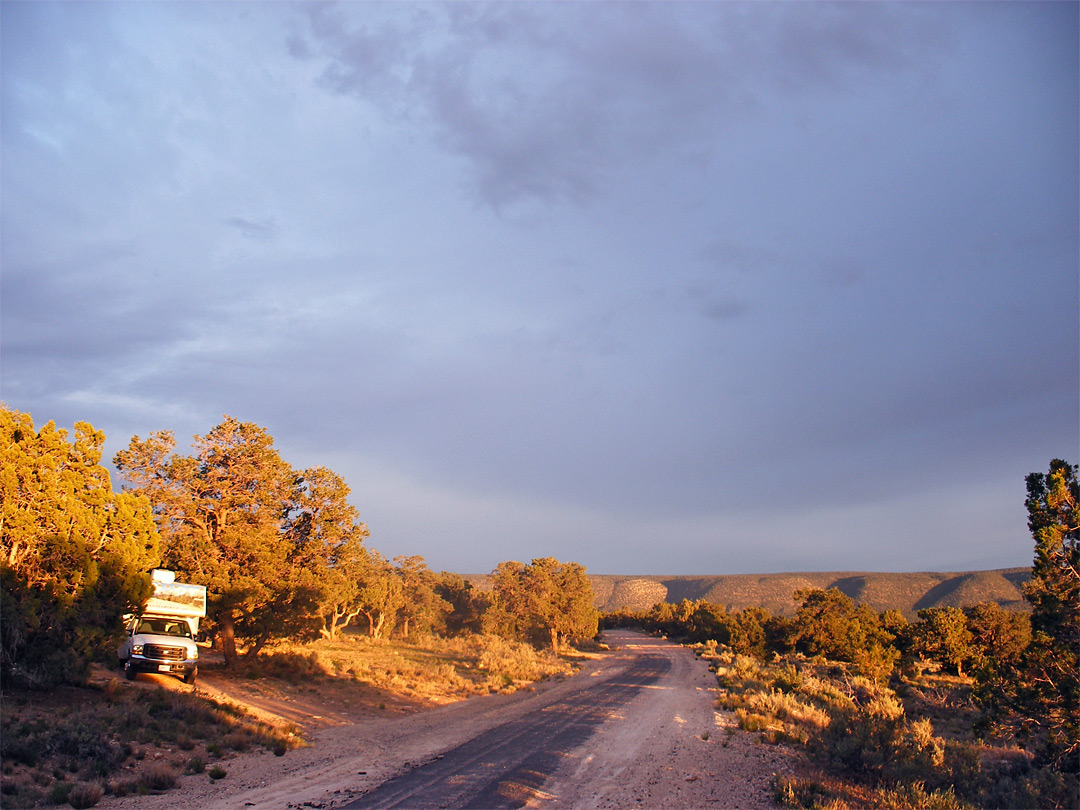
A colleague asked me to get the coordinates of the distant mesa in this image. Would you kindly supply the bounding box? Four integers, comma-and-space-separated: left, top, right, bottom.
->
587, 568, 1031, 618
461, 568, 1031, 618
607, 579, 668, 612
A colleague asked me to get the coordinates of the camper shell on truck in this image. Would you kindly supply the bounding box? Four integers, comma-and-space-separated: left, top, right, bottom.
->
118, 569, 206, 684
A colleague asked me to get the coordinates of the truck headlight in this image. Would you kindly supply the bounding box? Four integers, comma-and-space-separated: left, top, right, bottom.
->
131, 645, 143, 655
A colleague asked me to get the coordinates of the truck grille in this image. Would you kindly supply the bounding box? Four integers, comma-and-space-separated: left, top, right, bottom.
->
144, 644, 185, 661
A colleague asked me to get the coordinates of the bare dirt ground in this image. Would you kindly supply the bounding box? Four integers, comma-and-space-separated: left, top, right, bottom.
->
97, 632, 793, 810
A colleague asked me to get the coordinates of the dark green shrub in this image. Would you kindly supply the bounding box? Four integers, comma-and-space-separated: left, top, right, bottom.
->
49, 724, 122, 774
0, 735, 42, 768
48, 780, 74, 804
772, 663, 802, 693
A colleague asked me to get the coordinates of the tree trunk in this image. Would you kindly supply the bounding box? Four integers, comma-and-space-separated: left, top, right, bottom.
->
220, 611, 238, 668
550, 627, 559, 651
246, 627, 272, 659
322, 608, 342, 640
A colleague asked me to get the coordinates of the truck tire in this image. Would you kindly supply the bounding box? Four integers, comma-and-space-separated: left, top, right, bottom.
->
183, 668, 197, 685
125, 663, 136, 681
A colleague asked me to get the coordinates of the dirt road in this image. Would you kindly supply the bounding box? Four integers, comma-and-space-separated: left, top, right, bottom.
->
101, 631, 790, 810
340, 636, 673, 808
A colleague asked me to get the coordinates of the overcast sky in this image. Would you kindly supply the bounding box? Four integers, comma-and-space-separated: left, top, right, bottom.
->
2, 1, 1077, 575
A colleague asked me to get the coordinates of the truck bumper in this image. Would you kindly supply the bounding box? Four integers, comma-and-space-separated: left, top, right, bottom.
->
125, 655, 197, 680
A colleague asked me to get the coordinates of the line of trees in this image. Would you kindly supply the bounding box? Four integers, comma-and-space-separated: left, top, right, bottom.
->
1, 407, 598, 686
605, 587, 1031, 682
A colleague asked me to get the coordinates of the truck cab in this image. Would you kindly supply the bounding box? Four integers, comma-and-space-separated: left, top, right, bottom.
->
119, 614, 200, 683
118, 569, 206, 684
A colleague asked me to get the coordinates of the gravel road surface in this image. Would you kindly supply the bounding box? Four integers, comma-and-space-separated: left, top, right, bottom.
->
99, 631, 791, 810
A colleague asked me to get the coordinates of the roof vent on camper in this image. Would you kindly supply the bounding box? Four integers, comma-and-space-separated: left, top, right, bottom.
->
150, 569, 176, 584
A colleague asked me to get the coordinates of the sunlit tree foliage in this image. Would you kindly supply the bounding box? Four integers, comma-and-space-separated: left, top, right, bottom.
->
1, 406, 160, 687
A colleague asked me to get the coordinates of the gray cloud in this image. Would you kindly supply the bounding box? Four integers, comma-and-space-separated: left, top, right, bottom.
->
295, 2, 949, 211
1, 1, 1075, 574
225, 216, 278, 241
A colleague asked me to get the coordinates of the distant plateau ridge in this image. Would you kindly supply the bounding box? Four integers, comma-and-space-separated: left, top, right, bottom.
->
464, 569, 1031, 619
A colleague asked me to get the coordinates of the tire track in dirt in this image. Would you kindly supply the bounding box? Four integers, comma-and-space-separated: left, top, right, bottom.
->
340, 653, 671, 809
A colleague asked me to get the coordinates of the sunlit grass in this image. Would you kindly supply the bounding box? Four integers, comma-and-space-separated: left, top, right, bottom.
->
253, 632, 575, 703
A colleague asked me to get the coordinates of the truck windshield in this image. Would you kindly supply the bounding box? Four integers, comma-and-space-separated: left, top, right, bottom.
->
137, 620, 192, 638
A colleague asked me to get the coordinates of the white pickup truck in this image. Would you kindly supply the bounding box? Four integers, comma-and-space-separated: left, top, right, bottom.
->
118, 569, 206, 684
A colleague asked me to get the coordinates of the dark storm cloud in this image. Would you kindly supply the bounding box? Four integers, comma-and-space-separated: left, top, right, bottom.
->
296, 2, 945, 211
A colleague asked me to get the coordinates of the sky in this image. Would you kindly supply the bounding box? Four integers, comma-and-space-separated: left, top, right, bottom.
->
2, 1, 1077, 576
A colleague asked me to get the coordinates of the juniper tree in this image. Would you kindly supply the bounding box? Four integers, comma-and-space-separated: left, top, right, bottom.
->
115, 417, 329, 664
1, 406, 159, 686
1020, 459, 1079, 771
491, 557, 598, 650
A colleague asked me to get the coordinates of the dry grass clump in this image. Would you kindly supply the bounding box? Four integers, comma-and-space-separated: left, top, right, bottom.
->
239, 650, 328, 682
136, 762, 178, 791
66, 781, 104, 808
475, 634, 570, 684
709, 649, 839, 742
750, 689, 830, 732
772, 775, 845, 810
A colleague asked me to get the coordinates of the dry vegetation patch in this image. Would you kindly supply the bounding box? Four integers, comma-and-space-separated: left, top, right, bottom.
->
0, 675, 298, 809
696, 643, 1075, 810
248, 632, 576, 703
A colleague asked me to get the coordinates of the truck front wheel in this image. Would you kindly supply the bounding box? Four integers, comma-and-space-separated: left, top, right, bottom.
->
125, 663, 136, 681
183, 667, 197, 685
